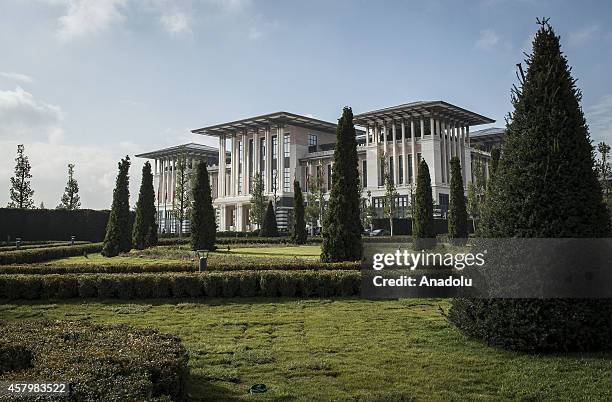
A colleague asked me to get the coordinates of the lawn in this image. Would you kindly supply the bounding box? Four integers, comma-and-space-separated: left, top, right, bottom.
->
2, 299, 611, 401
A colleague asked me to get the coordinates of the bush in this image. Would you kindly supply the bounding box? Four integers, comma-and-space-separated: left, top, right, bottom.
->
0, 243, 103, 265
0, 270, 361, 300
0, 320, 188, 401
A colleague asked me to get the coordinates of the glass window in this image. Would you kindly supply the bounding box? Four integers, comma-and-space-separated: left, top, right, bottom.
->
398, 155, 403, 185
308, 134, 317, 147
272, 136, 278, 159
283, 168, 290, 192
362, 160, 367, 188
283, 134, 290, 158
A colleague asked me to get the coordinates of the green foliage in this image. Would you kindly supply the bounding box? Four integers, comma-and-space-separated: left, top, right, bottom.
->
291, 180, 307, 244
412, 159, 435, 248
57, 163, 81, 210
190, 162, 216, 251
490, 148, 501, 177
0, 320, 188, 400
173, 157, 191, 237
305, 164, 325, 230
381, 154, 399, 236
102, 156, 132, 257
133, 161, 158, 250
321, 107, 362, 262
260, 200, 278, 237
450, 20, 612, 352
0, 243, 103, 265
8, 144, 34, 209
448, 157, 468, 242
249, 172, 266, 229
597, 142, 612, 216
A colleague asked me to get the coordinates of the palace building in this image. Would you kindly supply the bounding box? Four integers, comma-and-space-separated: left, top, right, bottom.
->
136, 101, 501, 234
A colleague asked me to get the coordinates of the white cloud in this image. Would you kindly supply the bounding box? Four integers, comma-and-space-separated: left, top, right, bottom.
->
214, 0, 251, 12
0, 87, 64, 143
0, 72, 34, 84
161, 11, 191, 35
475, 29, 500, 51
51, 0, 128, 41
569, 24, 600, 47
587, 94, 612, 144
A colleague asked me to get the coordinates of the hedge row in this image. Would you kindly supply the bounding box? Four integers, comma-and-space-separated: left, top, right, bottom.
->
0, 270, 360, 300
0, 320, 188, 401
0, 261, 360, 275
158, 236, 323, 246
0, 243, 103, 265
0, 241, 90, 252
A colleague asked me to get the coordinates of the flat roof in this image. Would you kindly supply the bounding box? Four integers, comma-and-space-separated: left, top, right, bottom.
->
135, 143, 221, 159
191, 111, 337, 136
470, 127, 505, 138
354, 101, 494, 126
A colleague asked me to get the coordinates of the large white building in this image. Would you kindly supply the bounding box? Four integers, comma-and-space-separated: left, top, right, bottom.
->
137, 101, 500, 233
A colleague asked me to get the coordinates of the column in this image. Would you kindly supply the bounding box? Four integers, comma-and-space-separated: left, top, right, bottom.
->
242, 131, 248, 195
401, 120, 407, 186
172, 158, 176, 206
454, 123, 460, 161
277, 125, 284, 193
411, 119, 417, 184
253, 130, 258, 183
233, 134, 239, 196
420, 118, 425, 140
365, 124, 370, 146
466, 125, 470, 148
460, 126, 466, 186
265, 126, 271, 194
392, 121, 398, 185
441, 121, 447, 183
382, 123, 388, 157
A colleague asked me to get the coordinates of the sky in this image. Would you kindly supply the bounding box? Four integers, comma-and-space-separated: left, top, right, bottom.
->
1, 0, 611, 209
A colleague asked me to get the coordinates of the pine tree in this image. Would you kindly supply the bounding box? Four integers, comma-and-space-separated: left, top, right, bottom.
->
260, 200, 278, 237
249, 172, 266, 230
291, 180, 307, 244
449, 19, 612, 352
173, 157, 190, 237
412, 159, 435, 249
448, 157, 468, 243
132, 161, 158, 250
381, 154, 399, 236
321, 107, 362, 262
58, 163, 81, 210
190, 161, 216, 251
102, 156, 132, 257
8, 144, 34, 209
490, 148, 501, 177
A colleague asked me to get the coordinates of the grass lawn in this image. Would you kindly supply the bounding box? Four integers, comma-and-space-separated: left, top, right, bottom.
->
2, 298, 611, 401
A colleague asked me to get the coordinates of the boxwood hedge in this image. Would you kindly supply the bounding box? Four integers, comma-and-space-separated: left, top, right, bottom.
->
0, 270, 360, 300
0, 243, 103, 265
0, 320, 188, 401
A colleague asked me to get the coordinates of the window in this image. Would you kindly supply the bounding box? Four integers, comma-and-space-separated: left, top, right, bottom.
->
272, 136, 278, 159
259, 138, 266, 171
362, 160, 367, 188
408, 155, 413, 183
327, 164, 332, 191
283, 134, 290, 158
398, 155, 403, 185
379, 158, 385, 187
308, 134, 317, 147
389, 157, 394, 185
283, 168, 290, 192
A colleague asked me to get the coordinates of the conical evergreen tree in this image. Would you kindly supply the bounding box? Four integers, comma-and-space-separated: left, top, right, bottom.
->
102, 156, 132, 257
291, 180, 307, 244
190, 162, 216, 251
58, 163, 81, 210
449, 20, 612, 352
490, 148, 501, 177
260, 200, 278, 237
412, 159, 435, 249
8, 144, 34, 209
321, 107, 362, 262
132, 161, 158, 250
448, 157, 468, 243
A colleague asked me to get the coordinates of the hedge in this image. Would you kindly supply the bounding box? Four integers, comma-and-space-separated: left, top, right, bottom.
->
0, 241, 90, 252
0, 243, 103, 265
0, 320, 188, 401
0, 270, 360, 300
0, 261, 360, 275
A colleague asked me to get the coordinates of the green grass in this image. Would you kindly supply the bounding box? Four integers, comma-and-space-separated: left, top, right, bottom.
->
2, 299, 611, 401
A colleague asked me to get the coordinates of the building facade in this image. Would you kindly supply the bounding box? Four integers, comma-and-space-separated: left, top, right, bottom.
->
137, 102, 501, 233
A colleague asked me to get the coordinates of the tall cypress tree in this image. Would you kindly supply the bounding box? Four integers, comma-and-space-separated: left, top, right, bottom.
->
58, 163, 81, 210
412, 159, 435, 249
291, 180, 307, 244
448, 157, 468, 243
102, 156, 132, 257
261, 200, 278, 237
8, 144, 34, 209
321, 107, 362, 262
132, 161, 158, 250
190, 161, 216, 251
490, 148, 501, 177
449, 20, 612, 352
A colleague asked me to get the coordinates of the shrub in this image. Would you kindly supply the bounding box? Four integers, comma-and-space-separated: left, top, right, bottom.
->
0, 320, 188, 401
0, 243, 103, 265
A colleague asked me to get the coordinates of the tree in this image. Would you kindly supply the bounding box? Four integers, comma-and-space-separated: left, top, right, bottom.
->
449, 19, 612, 352
8, 144, 34, 209
249, 172, 266, 230
190, 161, 216, 251
173, 157, 190, 237
412, 159, 435, 249
260, 200, 278, 237
57, 163, 81, 210
448, 157, 468, 243
466, 182, 478, 233
102, 156, 132, 257
490, 148, 501, 177
132, 161, 158, 250
360, 190, 375, 232
291, 180, 307, 244
596, 142, 611, 212
381, 154, 399, 236
321, 107, 362, 262
305, 164, 325, 234
468, 147, 487, 233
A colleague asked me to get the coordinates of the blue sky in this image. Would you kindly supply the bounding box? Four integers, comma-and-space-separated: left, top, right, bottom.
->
1, 0, 611, 209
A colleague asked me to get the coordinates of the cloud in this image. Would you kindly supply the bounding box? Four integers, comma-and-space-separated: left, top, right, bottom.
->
214, 0, 251, 12
160, 11, 191, 35
0, 72, 34, 84
587, 94, 612, 144
475, 29, 500, 51
50, 0, 128, 41
569, 24, 600, 47
0, 87, 64, 143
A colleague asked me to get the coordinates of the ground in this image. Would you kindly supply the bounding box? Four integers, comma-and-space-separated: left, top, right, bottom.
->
3, 298, 611, 401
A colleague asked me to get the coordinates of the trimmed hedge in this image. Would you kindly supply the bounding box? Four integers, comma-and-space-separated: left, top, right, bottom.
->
0, 320, 188, 401
0, 261, 360, 275
0, 270, 360, 300
0, 243, 103, 265
0, 241, 90, 252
